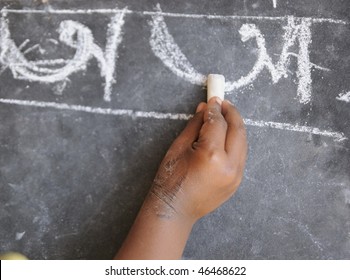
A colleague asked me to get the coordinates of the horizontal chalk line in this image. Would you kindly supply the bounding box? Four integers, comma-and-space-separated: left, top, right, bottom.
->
0, 7, 347, 25
0, 98, 346, 142
0, 98, 191, 120
244, 119, 346, 142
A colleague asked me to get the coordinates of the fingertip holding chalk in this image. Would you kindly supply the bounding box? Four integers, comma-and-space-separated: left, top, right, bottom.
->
207, 74, 225, 102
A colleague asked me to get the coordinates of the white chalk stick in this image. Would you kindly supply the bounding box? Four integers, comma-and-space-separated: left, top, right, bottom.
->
207, 74, 225, 102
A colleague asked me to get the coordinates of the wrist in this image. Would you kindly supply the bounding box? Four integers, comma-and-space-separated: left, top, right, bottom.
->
144, 191, 197, 226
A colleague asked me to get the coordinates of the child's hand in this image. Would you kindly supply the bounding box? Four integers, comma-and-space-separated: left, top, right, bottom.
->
149, 97, 247, 222
116, 97, 247, 259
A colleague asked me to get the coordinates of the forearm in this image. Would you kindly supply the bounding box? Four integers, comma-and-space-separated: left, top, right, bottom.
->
115, 194, 195, 260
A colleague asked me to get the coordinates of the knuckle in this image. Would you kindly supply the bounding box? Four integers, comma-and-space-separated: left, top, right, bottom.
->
198, 146, 222, 164
207, 108, 225, 122
224, 164, 244, 188
209, 116, 227, 131
207, 151, 222, 165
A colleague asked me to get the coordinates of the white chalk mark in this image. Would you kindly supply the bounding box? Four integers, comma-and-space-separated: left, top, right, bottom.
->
18, 39, 30, 50
311, 18, 347, 25
149, 5, 206, 86
1, 17, 94, 78
226, 17, 314, 104
311, 64, 330, 72
30, 59, 68, 66
23, 43, 44, 55
143, 11, 347, 25
1, 20, 85, 77
296, 19, 312, 104
1, 7, 347, 25
287, 52, 331, 71
0, 98, 192, 120
336, 92, 350, 103
272, 0, 277, 9
103, 8, 127, 101
54, 232, 79, 240
53, 80, 68, 95
48, 38, 59, 45
15, 231, 26, 241
0, 98, 346, 142
0, 5, 344, 105
150, 13, 318, 104
0, 9, 126, 101
244, 118, 346, 142
1, 8, 124, 15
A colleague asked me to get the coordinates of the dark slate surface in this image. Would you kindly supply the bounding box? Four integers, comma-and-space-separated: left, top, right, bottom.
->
0, 0, 349, 259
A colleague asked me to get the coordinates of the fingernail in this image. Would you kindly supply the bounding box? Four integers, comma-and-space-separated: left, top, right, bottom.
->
208, 96, 222, 106
214, 97, 222, 106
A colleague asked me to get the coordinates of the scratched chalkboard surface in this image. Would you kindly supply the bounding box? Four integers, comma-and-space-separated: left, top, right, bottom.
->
0, 0, 349, 259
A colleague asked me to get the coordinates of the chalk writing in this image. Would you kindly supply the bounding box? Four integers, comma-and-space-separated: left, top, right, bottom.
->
0, 5, 348, 142
149, 5, 206, 86
0, 9, 126, 101
150, 10, 324, 104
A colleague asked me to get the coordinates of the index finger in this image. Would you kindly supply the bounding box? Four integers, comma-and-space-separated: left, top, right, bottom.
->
194, 97, 227, 151
222, 100, 247, 165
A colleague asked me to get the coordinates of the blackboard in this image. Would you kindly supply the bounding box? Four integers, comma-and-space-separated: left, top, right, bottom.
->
0, 0, 349, 259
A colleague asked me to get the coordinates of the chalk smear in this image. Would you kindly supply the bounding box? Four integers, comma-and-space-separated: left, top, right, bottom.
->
0, 98, 346, 142
336, 92, 350, 103
277, 216, 324, 252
